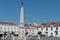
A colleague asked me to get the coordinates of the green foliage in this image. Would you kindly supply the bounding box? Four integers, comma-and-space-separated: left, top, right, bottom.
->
25, 31, 28, 35
37, 31, 42, 36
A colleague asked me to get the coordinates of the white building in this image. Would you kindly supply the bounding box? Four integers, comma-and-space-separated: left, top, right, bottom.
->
25, 22, 60, 37
0, 22, 20, 37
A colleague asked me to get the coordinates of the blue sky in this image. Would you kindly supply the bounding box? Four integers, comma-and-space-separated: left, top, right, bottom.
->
0, 0, 60, 25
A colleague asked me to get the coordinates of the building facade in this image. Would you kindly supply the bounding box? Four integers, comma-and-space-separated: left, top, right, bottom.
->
0, 22, 20, 37
25, 22, 60, 37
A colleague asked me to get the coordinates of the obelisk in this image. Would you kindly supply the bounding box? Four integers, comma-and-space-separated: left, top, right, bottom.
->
19, 1, 26, 40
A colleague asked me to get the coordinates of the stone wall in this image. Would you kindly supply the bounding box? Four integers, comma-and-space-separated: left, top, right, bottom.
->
26, 36, 60, 40
40, 37, 60, 40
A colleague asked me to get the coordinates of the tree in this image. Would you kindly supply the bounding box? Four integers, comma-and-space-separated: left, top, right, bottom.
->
55, 31, 58, 35
37, 31, 42, 36
25, 31, 28, 35
0, 34, 2, 40
11, 31, 14, 35
45, 31, 48, 37
4, 32, 7, 37
45, 31, 48, 34
4, 32, 7, 34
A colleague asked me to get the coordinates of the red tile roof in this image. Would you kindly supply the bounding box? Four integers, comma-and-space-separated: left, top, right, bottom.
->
26, 22, 60, 29
43, 23, 50, 28
0, 22, 16, 26
54, 22, 60, 27
26, 25, 30, 29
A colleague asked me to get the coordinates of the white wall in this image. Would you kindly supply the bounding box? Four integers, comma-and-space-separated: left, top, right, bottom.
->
0, 25, 20, 34
26, 26, 60, 37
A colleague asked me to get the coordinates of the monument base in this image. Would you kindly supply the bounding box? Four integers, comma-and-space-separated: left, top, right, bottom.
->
16, 36, 26, 40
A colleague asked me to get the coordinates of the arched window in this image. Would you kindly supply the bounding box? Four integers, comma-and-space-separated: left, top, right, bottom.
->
49, 33, 53, 37
56, 27, 58, 30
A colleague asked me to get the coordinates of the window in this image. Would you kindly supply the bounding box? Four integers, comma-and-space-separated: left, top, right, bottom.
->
41, 28, 43, 30
56, 27, 58, 30
51, 33, 53, 35
14, 28, 16, 31
30, 29, 31, 32
0, 27, 2, 29
8, 27, 9, 29
14, 28, 16, 29
51, 27, 53, 30
11, 28, 13, 30
4, 27, 6, 29
50, 33, 53, 37
46, 28, 48, 31
4, 27, 6, 31
37, 28, 38, 30
8, 27, 10, 32
18, 31, 20, 33
0, 27, 2, 30
14, 30, 16, 32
